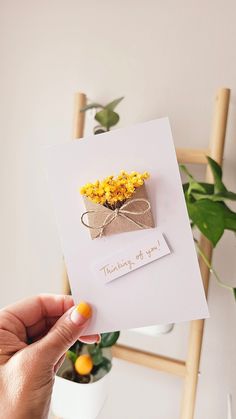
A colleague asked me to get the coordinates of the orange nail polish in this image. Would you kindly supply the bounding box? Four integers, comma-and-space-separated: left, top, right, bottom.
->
76, 301, 92, 319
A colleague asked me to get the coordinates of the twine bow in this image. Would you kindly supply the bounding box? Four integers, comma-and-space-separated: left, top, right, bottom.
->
81, 198, 151, 238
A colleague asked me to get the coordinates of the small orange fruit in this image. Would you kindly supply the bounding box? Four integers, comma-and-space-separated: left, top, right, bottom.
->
75, 354, 93, 375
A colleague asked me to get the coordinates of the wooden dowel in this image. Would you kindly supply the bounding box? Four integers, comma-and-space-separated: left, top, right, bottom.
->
208, 88, 230, 166
112, 344, 186, 377
62, 92, 87, 295
72, 92, 87, 139
180, 238, 212, 419
176, 148, 209, 164
62, 260, 71, 295
180, 87, 230, 419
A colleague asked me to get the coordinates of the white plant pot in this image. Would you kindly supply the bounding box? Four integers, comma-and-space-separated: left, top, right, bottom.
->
51, 367, 111, 419
131, 323, 174, 336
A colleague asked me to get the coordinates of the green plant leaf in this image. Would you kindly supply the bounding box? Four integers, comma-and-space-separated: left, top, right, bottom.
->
91, 357, 112, 375
189, 182, 207, 194
183, 182, 214, 195
100, 331, 120, 348
182, 161, 236, 247
105, 97, 124, 111
222, 191, 236, 200
66, 350, 77, 364
179, 164, 193, 179
94, 126, 106, 135
180, 166, 208, 195
88, 344, 104, 366
69, 340, 84, 356
186, 199, 225, 246
207, 156, 227, 193
191, 190, 236, 202
80, 103, 104, 112
100, 357, 112, 372
233, 288, 236, 301
221, 203, 236, 232
95, 109, 119, 129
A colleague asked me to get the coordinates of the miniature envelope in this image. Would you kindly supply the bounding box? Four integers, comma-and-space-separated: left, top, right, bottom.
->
44, 118, 209, 335
81, 184, 154, 239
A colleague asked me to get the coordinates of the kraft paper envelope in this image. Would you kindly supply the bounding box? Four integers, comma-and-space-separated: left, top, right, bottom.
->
82, 184, 154, 239
44, 118, 209, 335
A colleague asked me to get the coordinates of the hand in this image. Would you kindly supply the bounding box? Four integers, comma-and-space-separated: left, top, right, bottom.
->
0, 294, 99, 419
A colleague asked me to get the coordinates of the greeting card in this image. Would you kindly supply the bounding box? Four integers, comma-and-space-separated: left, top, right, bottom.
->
44, 118, 209, 334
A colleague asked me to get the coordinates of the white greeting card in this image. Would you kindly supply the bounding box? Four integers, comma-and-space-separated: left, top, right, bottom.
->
45, 118, 209, 334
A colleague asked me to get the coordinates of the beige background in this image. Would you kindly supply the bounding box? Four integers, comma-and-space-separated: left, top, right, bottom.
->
0, 1, 235, 418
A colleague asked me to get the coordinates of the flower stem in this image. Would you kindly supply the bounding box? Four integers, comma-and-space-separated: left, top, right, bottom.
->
194, 239, 234, 294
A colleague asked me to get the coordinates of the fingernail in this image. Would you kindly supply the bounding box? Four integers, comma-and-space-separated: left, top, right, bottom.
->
78, 334, 101, 344
70, 301, 92, 326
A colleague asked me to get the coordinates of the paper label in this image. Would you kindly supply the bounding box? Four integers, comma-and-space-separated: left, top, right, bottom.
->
92, 231, 171, 284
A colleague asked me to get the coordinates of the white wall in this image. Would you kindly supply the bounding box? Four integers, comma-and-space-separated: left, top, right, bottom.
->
1, 1, 236, 418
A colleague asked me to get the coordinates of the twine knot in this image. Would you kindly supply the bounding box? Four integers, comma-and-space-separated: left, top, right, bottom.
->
81, 198, 151, 238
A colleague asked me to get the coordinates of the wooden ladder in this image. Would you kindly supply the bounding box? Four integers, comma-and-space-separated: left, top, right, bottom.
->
63, 87, 230, 419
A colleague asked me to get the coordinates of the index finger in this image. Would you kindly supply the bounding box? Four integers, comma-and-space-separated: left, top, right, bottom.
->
1, 294, 74, 328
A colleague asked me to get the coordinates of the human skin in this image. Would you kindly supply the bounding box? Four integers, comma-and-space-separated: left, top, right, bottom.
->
0, 294, 99, 419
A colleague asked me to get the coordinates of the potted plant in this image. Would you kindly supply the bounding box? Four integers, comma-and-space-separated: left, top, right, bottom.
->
181, 158, 236, 299
81, 97, 124, 134
51, 331, 119, 419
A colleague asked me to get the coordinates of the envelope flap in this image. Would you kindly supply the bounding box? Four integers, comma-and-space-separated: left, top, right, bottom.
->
82, 196, 113, 214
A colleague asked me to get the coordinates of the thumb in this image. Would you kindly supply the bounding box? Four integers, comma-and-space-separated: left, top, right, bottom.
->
35, 302, 92, 365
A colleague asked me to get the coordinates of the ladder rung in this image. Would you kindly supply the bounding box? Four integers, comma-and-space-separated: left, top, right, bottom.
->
176, 148, 209, 164
112, 344, 186, 378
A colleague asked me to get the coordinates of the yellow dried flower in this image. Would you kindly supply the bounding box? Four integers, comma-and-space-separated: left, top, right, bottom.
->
80, 170, 150, 208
